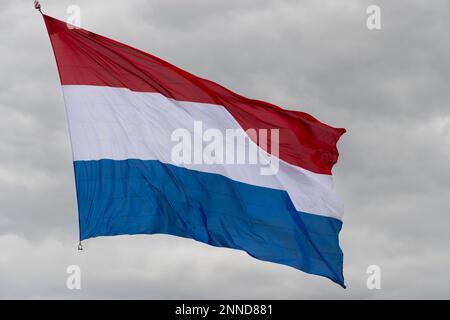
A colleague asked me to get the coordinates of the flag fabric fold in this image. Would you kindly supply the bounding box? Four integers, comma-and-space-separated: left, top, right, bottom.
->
44, 14, 346, 287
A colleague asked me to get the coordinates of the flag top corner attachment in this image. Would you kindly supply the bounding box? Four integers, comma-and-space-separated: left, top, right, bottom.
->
34, 0, 43, 14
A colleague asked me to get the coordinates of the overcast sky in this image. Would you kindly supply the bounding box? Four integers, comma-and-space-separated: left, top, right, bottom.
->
0, 0, 449, 299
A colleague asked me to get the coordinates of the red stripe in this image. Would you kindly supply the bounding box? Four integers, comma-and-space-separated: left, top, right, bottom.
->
44, 15, 345, 175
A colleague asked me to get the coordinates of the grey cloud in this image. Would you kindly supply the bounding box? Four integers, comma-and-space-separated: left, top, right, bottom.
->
0, 0, 449, 298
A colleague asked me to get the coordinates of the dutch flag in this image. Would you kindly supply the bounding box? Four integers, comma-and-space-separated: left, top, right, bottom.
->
43, 14, 346, 287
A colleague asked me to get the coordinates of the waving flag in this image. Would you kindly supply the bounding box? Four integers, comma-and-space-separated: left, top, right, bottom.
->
43, 14, 346, 286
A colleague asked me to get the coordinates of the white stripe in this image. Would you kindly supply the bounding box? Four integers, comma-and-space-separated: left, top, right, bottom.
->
62, 85, 344, 220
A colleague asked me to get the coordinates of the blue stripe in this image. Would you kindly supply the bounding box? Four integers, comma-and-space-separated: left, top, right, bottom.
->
74, 159, 345, 287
